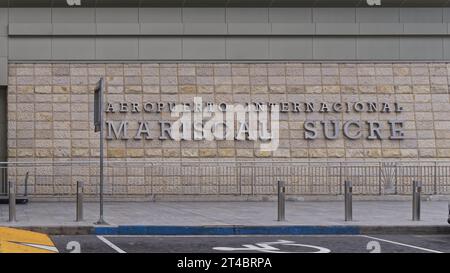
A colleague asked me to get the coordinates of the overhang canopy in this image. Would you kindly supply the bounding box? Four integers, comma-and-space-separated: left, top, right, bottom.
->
1, 0, 450, 8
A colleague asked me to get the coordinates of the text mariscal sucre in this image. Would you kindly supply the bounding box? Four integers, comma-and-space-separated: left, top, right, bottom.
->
104, 100, 406, 142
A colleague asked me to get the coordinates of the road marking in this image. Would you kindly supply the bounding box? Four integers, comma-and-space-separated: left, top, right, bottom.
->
360, 235, 443, 253
97, 235, 126, 253
14, 242, 59, 253
0, 227, 58, 253
213, 239, 331, 253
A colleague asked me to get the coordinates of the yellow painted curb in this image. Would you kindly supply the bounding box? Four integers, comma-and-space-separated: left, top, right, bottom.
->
0, 227, 58, 253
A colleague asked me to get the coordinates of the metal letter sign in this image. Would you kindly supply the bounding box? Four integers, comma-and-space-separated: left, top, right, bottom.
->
94, 78, 103, 132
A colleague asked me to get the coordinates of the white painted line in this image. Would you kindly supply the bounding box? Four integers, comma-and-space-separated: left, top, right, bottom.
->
97, 235, 126, 253
360, 235, 443, 253
15, 242, 59, 253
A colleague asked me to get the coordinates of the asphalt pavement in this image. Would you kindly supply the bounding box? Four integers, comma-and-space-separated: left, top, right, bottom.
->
51, 234, 450, 253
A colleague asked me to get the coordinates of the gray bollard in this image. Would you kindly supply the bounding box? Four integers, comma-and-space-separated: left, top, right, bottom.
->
76, 181, 84, 222
9, 181, 16, 222
344, 180, 353, 221
447, 203, 450, 224
412, 180, 422, 221
277, 180, 286, 221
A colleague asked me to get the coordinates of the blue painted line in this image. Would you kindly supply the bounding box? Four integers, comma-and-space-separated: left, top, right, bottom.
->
94, 225, 360, 235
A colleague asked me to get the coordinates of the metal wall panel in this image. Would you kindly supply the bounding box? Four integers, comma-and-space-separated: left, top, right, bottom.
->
400, 8, 443, 23
356, 8, 399, 23
9, 7, 51, 23
443, 37, 450, 59
269, 37, 313, 59
96, 37, 139, 60
3, 7, 450, 61
316, 23, 359, 35
227, 23, 271, 34
8, 37, 51, 60
269, 8, 312, 23
0, 57, 6, 85
313, 37, 357, 59
96, 23, 140, 35
139, 8, 182, 22
227, 8, 269, 23
0, 8, 6, 84
95, 8, 139, 23
52, 7, 95, 23
357, 37, 400, 60
183, 8, 225, 22
403, 23, 447, 35
0, 36, 6, 56
358, 23, 404, 35
182, 37, 226, 59
52, 23, 96, 35
52, 37, 95, 60
139, 37, 182, 59
313, 8, 356, 23
226, 37, 269, 59
399, 37, 444, 60
0, 8, 7, 35
183, 23, 227, 35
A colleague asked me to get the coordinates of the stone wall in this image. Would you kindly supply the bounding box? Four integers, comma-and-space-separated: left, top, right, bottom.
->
6, 62, 450, 196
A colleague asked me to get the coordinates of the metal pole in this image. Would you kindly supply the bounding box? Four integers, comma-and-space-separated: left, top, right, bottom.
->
277, 180, 285, 221
9, 181, 16, 222
95, 77, 107, 225
76, 181, 84, 222
344, 180, 353, 221
412, 180, 421, 221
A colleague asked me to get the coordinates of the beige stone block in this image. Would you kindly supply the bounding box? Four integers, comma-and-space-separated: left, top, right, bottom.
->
17, 149, 33, 157
400, 149, 418, 158
180, 85, 196, 93
437, 149, 450, 158
255, 150, 271, 157
35, 149, 53, 158
164, 149, 181, 157
236, 149, 252, 157
323, 85, 340, 93
145, 149, 163, 157
382, 149, 401, 157
8, 149, 17, 157
218, 148, 235, 157
419, 149, 436, 158
35, 86, 52, 94
328, 149, 345, 158
199, 149, 217, 157
127, 149, 144, 158
346, 149, 364, 158
377, 85, 394, 93
308, 149, 326, 157
197, 85, 214, 93
393, 66, 410, 76
17, 86, 34, 94
305, 85, 322, 93
108, 148, 126, 158
272, 149, 289, 157
72, 148, 90, 157
291, 149, 308, 158
182, 149, 198, 157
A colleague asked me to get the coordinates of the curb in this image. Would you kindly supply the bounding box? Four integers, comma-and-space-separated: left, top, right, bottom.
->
13, 226, 94, 235
10, 225, 449, 236
94, 225, 360, 235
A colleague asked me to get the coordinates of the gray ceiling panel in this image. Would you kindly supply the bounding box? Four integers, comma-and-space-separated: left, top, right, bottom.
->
2, 1, 450, 8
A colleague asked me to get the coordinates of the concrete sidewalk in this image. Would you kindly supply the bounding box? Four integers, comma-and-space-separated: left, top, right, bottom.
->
0, 201, 449, 234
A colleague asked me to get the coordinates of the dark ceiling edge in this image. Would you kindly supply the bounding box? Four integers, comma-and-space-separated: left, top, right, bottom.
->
1, 5, 450, 8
